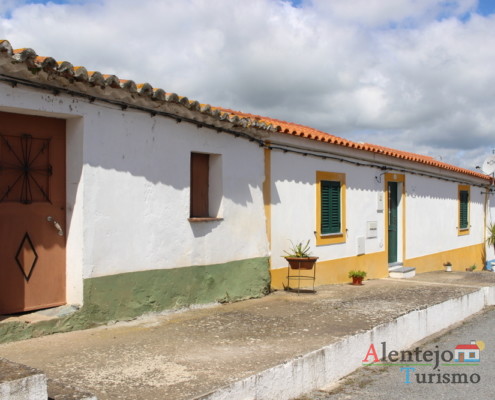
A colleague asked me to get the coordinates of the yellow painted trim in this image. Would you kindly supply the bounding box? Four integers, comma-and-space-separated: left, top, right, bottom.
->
263, 146, 272, 251
405, 243, 484, 273
384, 173, 405, 183
484, 188, 489, 257
270, 251, 388, 289
270, 242, 485, 290
384, 173, 406, 263
316, 171, 346, 245
458, 184, 470, 236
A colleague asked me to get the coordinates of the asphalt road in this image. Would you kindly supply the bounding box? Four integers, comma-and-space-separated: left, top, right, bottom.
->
298, 306, 495, 400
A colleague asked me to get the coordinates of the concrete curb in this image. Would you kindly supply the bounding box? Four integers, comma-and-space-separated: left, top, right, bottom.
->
196, 286, 495, 400
0, 359, 46, 400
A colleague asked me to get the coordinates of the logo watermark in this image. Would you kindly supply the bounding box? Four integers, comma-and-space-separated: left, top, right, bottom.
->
362, 340, 484, 384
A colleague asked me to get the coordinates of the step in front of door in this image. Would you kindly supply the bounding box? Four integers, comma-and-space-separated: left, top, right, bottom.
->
389, 267, 416, 279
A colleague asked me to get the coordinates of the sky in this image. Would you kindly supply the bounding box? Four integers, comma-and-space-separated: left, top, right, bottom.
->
1, 0, 495, 171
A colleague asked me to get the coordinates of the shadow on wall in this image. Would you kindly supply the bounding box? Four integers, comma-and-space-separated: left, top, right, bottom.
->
269, 148, 478, 208
84, 111, 261, 208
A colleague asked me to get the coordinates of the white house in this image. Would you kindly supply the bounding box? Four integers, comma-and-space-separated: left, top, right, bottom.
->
454, 341, 480, 362
0, 40, 493, 330
265, 121, 493, 288
0, 41, 271, 323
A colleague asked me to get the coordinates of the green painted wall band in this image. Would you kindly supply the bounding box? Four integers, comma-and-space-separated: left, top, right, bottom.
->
0, 257, 270, 344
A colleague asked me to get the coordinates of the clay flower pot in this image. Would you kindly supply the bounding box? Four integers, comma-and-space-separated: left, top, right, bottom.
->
352, 276, 364, 285
348, 270, 367, 285
285, 257, 318, 270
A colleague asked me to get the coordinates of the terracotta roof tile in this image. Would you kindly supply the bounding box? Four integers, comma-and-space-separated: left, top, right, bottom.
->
119, 79, 137, 93
103, 74, 120, 88
0, 39, 490, 182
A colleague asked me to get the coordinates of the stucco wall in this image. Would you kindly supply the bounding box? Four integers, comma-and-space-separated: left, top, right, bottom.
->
80, 108, 268, 278
405, 174, 485, 260
269, 137, 489, 284
270, 150, 385, 270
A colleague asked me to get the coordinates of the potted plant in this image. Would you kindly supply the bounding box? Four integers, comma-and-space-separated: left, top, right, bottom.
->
466, 265, 477, 272
487, 223, 495, 271
348, 270, 367, 285
443, 261, 452, 272
283, 240, 318, 269
487, 223, 495, 252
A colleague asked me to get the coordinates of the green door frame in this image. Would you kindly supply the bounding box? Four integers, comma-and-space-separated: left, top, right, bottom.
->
388, 182, 398, 264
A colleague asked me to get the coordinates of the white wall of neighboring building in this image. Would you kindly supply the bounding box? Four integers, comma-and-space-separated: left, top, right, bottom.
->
0, 84, 269, 304
269, 136, 489, 271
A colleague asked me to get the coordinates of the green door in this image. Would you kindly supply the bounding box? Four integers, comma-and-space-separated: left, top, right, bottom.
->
388, 182, 398, 264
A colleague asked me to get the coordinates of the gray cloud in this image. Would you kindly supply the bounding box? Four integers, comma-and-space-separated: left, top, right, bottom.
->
1, 0, 494, 171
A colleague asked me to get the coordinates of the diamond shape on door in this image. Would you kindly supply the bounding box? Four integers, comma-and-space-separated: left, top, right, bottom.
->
15, 232, 38, 281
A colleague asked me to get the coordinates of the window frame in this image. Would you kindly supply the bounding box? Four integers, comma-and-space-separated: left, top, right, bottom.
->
458, 184, 470, 235
189, 152, 223, 222
316, 171, 346, 245
190, 152, 210, 218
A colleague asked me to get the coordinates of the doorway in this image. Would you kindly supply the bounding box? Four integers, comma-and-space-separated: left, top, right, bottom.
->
388, 181, 398, 264
0, 111, 66, 314
386, 174, 404, 267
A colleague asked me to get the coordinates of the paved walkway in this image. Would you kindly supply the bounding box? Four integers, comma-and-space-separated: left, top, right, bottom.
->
1, 271, 495, 400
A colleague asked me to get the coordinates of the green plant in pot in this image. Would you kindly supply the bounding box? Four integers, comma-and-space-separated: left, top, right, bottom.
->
487, 222, 495, 251
283, 240, 318, 270
487, 222, 495, 271
443, 261, 452, 272
348, 270, 367, 285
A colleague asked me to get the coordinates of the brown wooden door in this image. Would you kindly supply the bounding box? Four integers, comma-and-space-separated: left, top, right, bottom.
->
0, 111, 66, 314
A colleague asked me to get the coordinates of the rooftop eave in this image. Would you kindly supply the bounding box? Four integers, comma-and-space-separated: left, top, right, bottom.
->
0, 41, 273, 140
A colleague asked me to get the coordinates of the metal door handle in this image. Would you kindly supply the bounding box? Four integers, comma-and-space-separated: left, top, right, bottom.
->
47, 216, 64, 236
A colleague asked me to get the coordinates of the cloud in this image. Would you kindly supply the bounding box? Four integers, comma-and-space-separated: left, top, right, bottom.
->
308, 0, 477, 27
0, 0, 494, 170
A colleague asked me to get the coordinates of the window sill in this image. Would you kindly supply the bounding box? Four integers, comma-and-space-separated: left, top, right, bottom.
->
320, 232, 343, 237
316, 232, 345, 245
188, 217, 224, 223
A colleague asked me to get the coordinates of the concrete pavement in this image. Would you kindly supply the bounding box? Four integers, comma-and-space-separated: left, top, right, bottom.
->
1, 271, 495, 400
297, 306, 495, 399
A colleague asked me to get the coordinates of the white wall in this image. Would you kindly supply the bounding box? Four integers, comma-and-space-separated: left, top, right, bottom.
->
269, 136, 488, 270
487, 190, 495, 263
0, 84, 269, 303
270, 149, 386, 269
81, 107, 268, 278
405, 175, 485, 259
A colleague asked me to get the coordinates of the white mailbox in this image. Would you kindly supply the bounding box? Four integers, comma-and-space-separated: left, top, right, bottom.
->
367, 221, 378, 238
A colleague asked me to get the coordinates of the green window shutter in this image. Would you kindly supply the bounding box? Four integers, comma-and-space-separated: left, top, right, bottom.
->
460, 190, 469, 229
321, 180, 341, 234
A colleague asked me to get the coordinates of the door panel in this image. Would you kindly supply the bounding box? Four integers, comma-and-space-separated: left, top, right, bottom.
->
0, 112, 66, 314
388, 182, 398, 264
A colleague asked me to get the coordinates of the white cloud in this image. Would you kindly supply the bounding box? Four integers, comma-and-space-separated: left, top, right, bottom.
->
308, 0, 477, 27
0, 0, 494, 170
